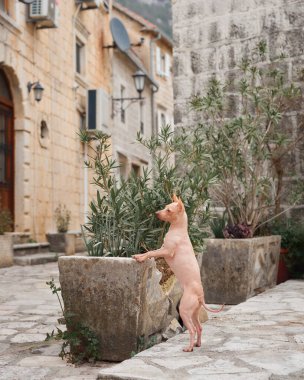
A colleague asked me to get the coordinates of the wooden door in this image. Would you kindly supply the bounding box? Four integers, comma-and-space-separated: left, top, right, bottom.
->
0, 70, 14, 218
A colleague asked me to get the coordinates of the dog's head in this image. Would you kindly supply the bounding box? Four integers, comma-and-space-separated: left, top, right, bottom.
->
155, 194, 185, 223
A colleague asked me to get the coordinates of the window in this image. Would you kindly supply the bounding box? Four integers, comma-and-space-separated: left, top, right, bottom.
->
156, 46, 171, 78
139, 100, 144, 135
78, 111, 86, 131
120, 85, 126, 123
161, 113, 166, 127
156, 108, 167, 135
131, 163, 140, 177
76, 39, 85, 75
118, 153, 128, 180
0, 0, 9, 14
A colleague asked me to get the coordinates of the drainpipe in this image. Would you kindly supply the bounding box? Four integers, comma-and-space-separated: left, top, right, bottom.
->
149, 32, 161, 180
84, 142, 88, 223
149, 32, 161, 138
72, 4, 88, 223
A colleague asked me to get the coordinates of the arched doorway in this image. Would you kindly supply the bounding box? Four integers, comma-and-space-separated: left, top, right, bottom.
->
0, 69, 14, 221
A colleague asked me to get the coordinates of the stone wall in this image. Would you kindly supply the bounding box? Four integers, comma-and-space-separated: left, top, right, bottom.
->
172, 0, 304, 213
0, 234, 13, 268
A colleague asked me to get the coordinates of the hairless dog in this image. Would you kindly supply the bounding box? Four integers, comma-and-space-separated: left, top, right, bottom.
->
132, 194, 224, 352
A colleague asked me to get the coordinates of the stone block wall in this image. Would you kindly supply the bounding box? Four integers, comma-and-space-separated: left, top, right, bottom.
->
172, 0, 304, 214
0, 234, 13, 268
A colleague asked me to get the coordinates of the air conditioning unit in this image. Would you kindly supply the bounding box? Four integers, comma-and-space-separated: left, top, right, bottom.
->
87, 89, 110, 131
75, 0, 101, 10
28, 0, 59, 28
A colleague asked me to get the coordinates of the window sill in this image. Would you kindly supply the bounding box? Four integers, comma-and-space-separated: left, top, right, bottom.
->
75, 72, 89, 89
0, 11, 21, 36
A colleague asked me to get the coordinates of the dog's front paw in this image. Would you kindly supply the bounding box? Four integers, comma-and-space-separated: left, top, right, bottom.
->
132, 254, 147, 263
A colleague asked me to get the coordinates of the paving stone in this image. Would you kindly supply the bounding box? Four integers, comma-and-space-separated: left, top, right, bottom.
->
149, 355, 212, 369
0, 343, 9, 353
10, 333, 46, 343
17, 355, 67, 367
0, 315, 19, 322
30, 342, 62, 356
239, 350, 304, 376
97, 358, 166, 379
187, 358, 252, 375
25, 325, 57, 334
0, 355, 12, 366
0, 328, 18, 335
0, 366, 50, 380
294, 334, 304, 344
20, 315, 44, 322
189, 374, 271, 380
1, 321, 37, 329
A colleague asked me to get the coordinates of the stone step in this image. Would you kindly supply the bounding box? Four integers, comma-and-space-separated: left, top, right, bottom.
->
14, 252, 63, 266
13, 242, 50, 256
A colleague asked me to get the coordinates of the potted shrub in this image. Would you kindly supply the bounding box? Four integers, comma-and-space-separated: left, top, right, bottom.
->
274, 219, 304, 281
58, 128, 213, 361
0, 208, 14, 268
47, 204, 74, 255
190, 41, 303, 304
267, 220, 294, 283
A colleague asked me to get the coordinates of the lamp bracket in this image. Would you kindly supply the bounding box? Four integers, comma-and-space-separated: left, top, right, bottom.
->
111, 96, 145, 118
27, 81, 39, 93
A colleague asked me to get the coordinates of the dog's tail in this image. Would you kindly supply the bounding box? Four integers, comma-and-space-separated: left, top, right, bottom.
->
198, 295, 224, 313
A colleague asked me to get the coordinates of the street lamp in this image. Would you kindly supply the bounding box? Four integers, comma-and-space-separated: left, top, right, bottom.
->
112, 70, 146, 116
27, 81, 44, 102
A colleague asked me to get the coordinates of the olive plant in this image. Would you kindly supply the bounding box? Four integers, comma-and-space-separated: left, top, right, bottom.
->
190, 41, 303, 237
79, 126, 216, 256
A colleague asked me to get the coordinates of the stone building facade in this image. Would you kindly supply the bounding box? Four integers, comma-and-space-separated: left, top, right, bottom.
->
112, 3, 173, 178
0, 0, 113, 242
172, 0, 304, 212
0, 0, 173, 242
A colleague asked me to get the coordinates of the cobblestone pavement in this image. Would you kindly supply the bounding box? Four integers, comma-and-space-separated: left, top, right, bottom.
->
98, 280, 304, 380
0, 263, 115, 380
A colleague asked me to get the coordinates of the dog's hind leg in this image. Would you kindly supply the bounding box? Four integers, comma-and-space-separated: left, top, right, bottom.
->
192, 306, 202, 347
179, 293, 200, 352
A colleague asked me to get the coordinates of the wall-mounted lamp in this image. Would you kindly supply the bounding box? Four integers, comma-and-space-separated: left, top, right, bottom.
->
18, 0, 35, 4
27, 81, 44, 102
132, 70, 146, 98
112, 70, 146, 117
112, 70, 146, 116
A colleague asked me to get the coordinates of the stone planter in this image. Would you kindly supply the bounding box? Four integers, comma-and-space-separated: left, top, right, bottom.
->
201, 236, 281, 305
46, 233, 75, 255
0, 233, 14, 268
59, 256, 183, 361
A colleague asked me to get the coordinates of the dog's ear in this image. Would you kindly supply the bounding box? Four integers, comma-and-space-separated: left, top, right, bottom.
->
172, 194, 179, 203
177, 197, 184, 212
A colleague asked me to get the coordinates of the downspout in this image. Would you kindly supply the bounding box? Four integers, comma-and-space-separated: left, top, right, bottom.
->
149, 32, 161, 180
72, 4, 88, 223
150, 32, 161, 138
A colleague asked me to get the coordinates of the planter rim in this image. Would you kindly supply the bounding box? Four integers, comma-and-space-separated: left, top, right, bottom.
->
58, 255, 135, 263
47, 232, 68, 235
206, 235, 281, 242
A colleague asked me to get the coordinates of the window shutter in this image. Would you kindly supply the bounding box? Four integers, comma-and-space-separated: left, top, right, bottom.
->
100, 89, 109, 129
165, 53, 171, 78
156, 46, 161, 75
